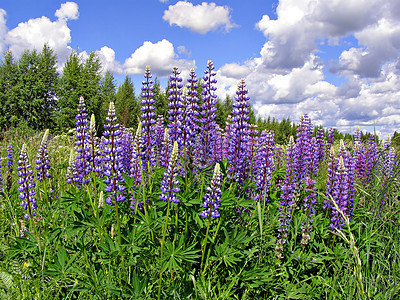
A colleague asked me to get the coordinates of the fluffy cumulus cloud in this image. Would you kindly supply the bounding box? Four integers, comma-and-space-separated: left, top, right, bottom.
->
0, 9, 7, 52
123, 39, 195, 77
163, 1, 236, 34
95, 46, 123, 74
3, 2, 80, 65
54, 2, 79, 21
0, 2, 194, 77
214, 0, 400, 137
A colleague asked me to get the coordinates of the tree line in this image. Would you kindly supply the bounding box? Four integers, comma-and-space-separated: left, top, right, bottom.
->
0, 44, 376, 144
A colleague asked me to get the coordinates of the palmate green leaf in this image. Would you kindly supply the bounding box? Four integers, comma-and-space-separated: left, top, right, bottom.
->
162, 239, 201, 273
8, 234, 39, 258
45, 246, 78, 278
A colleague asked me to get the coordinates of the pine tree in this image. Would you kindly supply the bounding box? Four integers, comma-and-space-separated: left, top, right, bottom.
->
115, 75, 138, 129
56, 51, 102, 131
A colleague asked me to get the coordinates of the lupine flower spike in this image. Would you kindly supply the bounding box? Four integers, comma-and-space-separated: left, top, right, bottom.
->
159, 141, 180, 203
200, 163, 222, 218
17, 144, 37, 219
35, 129, 51, 182
103, 101, 126, 206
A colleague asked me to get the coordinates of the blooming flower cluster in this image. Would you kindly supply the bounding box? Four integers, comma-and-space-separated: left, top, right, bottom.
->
227, 79, 250, 183
17, 144, 37, 219
103, 102, 126, 205
200, 163, 222, 218
159, 141, 180, 203
35, 129, 51, 182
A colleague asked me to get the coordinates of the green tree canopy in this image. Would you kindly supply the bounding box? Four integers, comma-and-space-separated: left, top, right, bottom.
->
115, 75, 138, 129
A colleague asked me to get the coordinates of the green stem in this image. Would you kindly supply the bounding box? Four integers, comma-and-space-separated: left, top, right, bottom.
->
86, 185, 96, 216
157, 200, 171, 300
200, 216, 211, 274
202, 216, 222, 275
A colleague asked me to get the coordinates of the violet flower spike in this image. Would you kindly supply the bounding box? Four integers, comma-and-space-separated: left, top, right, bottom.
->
197, 60, 218, 167
103, 102, 126, 206
17, 144, 37, 219
140, 66, 157, 172
227, 79, 250, 183
200, 163, 222, 218
35, 129, 51, 182
301, 176, 317, 246
159, 141, 180, 203
74, 96, 92, 185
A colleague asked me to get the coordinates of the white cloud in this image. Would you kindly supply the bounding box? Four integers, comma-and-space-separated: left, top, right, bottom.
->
0, 9, 7, 52
163, 1, 236, 34
95, 46, 123, 74
211, 0, 400, 138
55, 2, 79, 21
123, 39, 195, 77
5, 16, 73, 63
3, 2, 80, 65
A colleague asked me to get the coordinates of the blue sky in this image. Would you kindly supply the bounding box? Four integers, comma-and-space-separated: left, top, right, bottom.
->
1, 0, 400, 137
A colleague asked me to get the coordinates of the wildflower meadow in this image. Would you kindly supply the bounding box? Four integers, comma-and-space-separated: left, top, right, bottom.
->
0, 60, 399, 299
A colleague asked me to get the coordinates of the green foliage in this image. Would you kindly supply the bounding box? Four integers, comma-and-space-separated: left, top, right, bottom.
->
0, 45, 58, 130
0, 129, 398, 299
115, 75, 139, 129
56, 51, 103, 132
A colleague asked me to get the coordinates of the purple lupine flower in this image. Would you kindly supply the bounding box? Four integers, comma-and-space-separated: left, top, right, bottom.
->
66, 149, 80, 186
343, 150, 355, 220
213, 124, 224, 163
159, 141, 180, 203
276, 136, 297, 259
301, 176, 317, 246
167, 67, 184, 148
180, 88, 199, 168
160, 128, 172, 169
354, 141, 367, 183
154, 115, 165, 166
88, 114, 103, 177
35, 129, 51, 182
330, 156, 348, 230
129, 123, 145, 215
197, 60, 218, 167
247, 124, 259, 178
309, 137, 319, 177
376, 136, 396, 216
103, 102, 126, 206
253, 130, 275, 202
200, 163, 222, 218
75, 96, 92, 185
354, 126, 361, 144
222, 116, 232, 159
186, 68, 199, 140
327, 128, 335, 149
17, 144, 37, 219
141, 66, 157, 172
325, 146, 336, 209
316, 127, 325, 163
7, 143, 13, 174
295, 114, 312, 180
129, 122, 143, 186
381, 136, 395, 177
227, 79, 250, 182
120, 127, 134, 174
